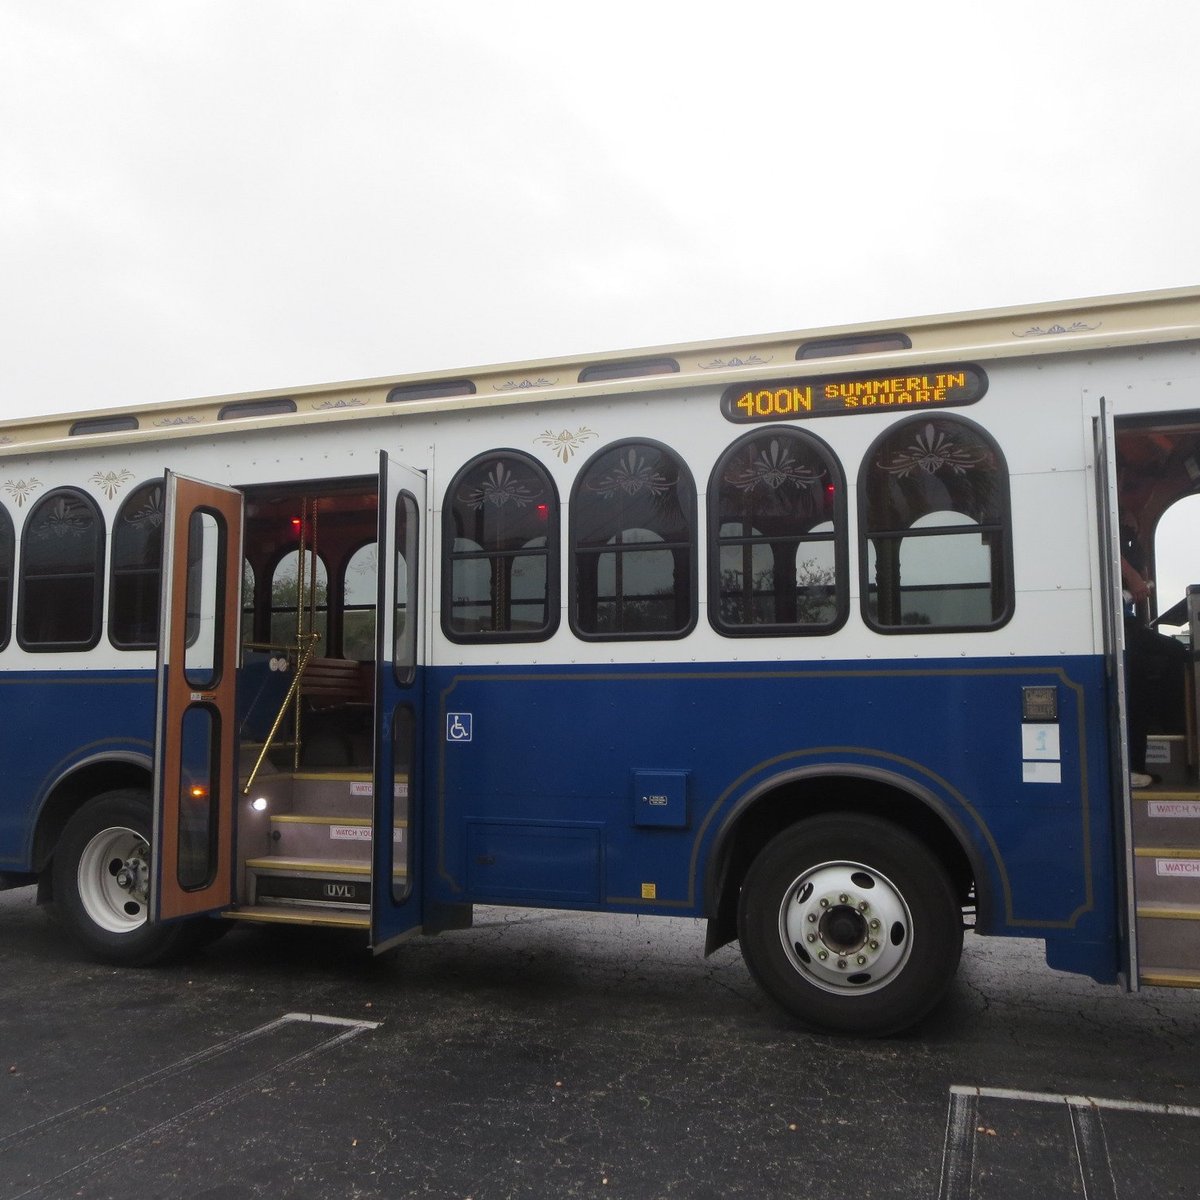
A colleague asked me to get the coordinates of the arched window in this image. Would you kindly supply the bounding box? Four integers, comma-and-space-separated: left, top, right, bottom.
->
343, 541, 378, 658
0, 503, 12, 651
442, 451, 558, 641
571, 440, 696, 639
242, 559, 255, 644
710, 428, 847, 635
270, 549, 328, 647
109, 481, 164, 649
860, 416, 1012, 631
18, 488, 105, 650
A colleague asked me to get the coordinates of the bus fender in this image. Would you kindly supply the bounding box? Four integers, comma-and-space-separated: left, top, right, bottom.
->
702, 761, 993, 955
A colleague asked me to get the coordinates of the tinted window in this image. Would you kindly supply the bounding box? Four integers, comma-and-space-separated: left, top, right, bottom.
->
710, 428, 847, 635
0, 503, 11, 650
442, 451, 558, 641
571, 441, 696, 639
342, 542, 377, 659
860, 416, 1012, 631
110, 481, 164, 648
19, 489, 105, 650
270, 549, 328, 647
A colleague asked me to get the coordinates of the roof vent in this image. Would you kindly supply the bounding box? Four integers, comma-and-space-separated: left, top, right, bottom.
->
387, 379, 476, 403
796, 332, 912, 360
217, 398, 297, 421
578, 356, 680, 383
69, 415, 140, 436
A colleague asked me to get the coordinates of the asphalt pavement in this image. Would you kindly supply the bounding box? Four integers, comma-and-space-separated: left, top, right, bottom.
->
1, 886, 1198, 1199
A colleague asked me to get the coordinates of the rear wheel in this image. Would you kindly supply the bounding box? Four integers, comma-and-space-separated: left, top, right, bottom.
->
737, 814, 963, 1036
53, 789, 209, 965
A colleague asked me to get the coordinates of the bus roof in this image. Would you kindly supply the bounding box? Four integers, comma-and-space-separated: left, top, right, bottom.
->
3, 285, 1199, 456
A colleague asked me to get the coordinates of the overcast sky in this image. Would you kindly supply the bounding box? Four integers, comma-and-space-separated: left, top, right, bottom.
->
2, 1, 1199, 423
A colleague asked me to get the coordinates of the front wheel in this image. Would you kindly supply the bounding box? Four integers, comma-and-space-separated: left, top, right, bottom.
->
737, 814, 963, 1036
53, 790, 206, 965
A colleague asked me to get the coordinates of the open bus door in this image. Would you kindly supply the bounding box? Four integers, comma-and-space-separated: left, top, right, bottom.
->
1099, 399, 1200, 990
371, 453, 427, 950
1095, 397, 1140, 989
151, 473, 244, 923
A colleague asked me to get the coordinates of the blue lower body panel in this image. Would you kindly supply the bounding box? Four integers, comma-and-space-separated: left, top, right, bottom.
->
425, 654, 1120, 982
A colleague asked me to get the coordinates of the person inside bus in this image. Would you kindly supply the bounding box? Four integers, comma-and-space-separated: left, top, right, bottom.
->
1120, 518, 1189, 788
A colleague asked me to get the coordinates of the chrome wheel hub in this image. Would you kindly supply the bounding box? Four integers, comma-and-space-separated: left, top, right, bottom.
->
76, 826, 151, 934
779, 860, 913, 995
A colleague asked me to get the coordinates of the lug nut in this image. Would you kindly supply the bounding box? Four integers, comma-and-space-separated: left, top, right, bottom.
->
817, 950, 828, 961
856, 955, 867, 965
806, 934, 816, 943
839, 894, 849, 904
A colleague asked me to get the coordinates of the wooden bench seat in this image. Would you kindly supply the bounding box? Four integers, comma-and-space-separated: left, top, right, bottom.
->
299, 657, 372, 709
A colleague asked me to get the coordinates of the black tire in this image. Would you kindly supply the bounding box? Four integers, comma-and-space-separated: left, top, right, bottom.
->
737, 814, 963, 1036
52, 789, 205, 966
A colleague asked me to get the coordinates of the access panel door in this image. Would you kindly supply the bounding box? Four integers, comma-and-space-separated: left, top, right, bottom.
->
371, 453, 427, 949
152, 473, 244, 922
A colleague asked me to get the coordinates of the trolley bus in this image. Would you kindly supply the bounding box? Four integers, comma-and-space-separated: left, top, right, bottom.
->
1, 287, 1199, 1035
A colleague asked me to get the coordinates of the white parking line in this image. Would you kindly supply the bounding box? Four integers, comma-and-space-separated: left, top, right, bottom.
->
0, 1012, 378, 1200
938, 1085, 1200, 1200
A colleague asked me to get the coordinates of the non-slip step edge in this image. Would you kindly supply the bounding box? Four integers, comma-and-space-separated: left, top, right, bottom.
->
1138, 967, 1200, 988
222, 905, 371, 929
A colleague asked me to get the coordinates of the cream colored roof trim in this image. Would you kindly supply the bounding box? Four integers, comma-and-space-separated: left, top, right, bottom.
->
2, 285, 1198, 456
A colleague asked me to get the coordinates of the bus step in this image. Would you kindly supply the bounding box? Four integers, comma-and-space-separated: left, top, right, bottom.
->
246, 856, 372, 909
1138, 966, 1200, 988
223, 904, 371, 930
1130, 790, 1200, 848
1136, 903, 1200, 983
1145, 734, 1191, 788
267, 814, 403, 860
244, 856, 408, 910
1133, 848, 1200, 906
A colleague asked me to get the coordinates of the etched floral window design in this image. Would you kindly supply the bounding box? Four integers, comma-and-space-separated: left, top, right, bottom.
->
443, 451, 558, 640
711, 429, 845, 634
19, 488, 105, 650
571, 441, 696, 638
110, 482, 164, 649
861, 417, 1011, 631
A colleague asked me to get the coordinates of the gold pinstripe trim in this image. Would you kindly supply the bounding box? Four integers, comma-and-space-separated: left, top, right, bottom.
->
1134, 847, 1200, 858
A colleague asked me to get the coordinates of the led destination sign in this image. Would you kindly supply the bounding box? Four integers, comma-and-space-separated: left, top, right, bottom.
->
721, 363, 987, 423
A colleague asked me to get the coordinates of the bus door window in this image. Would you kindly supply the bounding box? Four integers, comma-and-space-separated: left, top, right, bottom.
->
0, 502, 12, 650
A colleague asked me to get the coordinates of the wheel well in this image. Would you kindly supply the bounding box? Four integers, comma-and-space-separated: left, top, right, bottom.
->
33, 760, 153, 898
705, 772, 976, 954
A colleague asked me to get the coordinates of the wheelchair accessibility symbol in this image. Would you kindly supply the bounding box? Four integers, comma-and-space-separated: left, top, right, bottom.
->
446, 713, 473, 743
